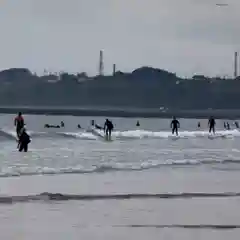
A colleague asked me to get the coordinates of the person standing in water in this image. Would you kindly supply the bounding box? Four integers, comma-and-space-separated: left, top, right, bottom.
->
208, 116, 216, 134
18, 127, 31, 152
104, 119, 114, 140
14, 112, 25, 139
171, 116, 180, 136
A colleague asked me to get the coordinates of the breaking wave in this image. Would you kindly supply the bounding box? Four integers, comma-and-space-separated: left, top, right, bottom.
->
0, 128, 239, 141
0, 158, 240, 178
0, 191, 240, 204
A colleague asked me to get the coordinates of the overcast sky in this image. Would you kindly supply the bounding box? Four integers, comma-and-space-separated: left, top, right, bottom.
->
0, 0, 239, 77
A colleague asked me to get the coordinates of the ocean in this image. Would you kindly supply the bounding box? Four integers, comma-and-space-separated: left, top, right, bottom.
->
0, 114, 240, 239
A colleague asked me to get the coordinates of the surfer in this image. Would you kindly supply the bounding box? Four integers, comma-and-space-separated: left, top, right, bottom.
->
104, 119, 114, 140
14, 112, 25, 139
44, 124, 60, 128
208, 116, 216, 134
197, 122, 201, 128
91, 120, 103, 130
136, 121, 140, 127
235, 121, 239, 129
18, 127, 31, 152
61, 121, 65, 127
171, 116, 180, 136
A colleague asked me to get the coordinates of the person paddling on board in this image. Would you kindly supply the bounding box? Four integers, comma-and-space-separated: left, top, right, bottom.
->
104, 119, 114, 140
14, 112, 24, 140
18, 127, 31, 152
208, 116, 216, 134
171, 116, 180, 136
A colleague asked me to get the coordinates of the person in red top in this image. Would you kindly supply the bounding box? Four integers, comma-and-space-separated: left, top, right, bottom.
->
14, 112, 24, 138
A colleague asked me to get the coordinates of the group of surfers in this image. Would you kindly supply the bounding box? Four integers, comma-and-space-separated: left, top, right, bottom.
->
171, 116, 216, 136
14, 113, 115, 151
13, 112, 236, 152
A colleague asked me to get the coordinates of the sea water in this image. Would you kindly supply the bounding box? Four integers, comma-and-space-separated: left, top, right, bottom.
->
0, 114, 239, 239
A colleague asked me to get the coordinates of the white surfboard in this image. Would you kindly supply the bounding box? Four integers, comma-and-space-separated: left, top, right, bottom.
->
88, 127, 105, 138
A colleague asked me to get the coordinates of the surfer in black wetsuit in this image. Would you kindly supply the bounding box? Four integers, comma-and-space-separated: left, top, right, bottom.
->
208, 116, 216, 134
104, 119, 114, 140
171, 116, 180, 136
18, 128, 31, 152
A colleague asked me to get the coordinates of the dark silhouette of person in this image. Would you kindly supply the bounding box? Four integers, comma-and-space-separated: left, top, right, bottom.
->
235, 121, 239, 129
136, 121, 140, 127
77, 124, 81, 129
18, 128, 31, 152
91, 120, 103, 130
224, 122, 226, 129
14, 112, 24, 139
198, 122, 201, 128
44, 124, 60, 128
227, 122, 230, 130
61, 121, 65, 127
171, 117, 180, 136
208, 116, 216, 134
104, 119, 114, 140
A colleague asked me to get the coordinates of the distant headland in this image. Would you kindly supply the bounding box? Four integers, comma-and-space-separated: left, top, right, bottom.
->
0, 66, 239, 118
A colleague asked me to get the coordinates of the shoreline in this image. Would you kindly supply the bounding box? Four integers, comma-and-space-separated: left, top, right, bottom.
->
0, 106, 239, 119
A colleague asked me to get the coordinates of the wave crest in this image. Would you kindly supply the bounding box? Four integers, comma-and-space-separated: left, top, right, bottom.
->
0, 128, 239, 141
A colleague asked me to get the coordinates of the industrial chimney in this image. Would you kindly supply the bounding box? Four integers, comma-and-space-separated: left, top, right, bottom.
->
234, 51, 238, 78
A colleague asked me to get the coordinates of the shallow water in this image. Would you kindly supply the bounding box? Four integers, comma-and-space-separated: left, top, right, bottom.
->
0, 114, 239, 239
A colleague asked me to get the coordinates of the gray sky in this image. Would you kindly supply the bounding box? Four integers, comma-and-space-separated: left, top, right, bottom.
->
0, 0, 239, 77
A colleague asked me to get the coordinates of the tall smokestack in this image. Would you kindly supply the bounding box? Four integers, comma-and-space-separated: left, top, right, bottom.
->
99, 50, 104, 76
234, 51, 238, 78
113, 64, 116, 76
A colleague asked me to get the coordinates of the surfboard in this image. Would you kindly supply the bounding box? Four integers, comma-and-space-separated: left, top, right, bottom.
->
89, 127, 105, 138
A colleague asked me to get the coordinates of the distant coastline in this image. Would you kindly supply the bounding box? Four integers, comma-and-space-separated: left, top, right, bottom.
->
0, 106, 240, 119
0, 67, 239, 110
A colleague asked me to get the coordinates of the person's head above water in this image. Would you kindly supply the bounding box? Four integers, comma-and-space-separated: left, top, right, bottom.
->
18, 112, 22, 116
